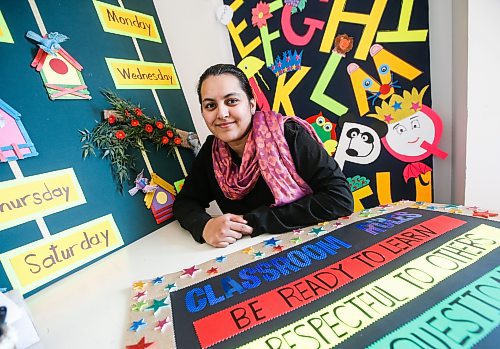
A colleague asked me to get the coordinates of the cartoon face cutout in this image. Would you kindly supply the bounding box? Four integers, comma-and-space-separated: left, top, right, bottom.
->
385, 110, 435, 157
335, 121, 384, 170
382, 105, 446, 162
306, 112, 337, 155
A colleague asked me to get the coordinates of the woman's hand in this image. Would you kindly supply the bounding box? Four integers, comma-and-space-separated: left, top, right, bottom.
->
202, 214, 253, 248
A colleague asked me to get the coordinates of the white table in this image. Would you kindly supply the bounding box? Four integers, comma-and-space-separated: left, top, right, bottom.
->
25, 221, 269, 349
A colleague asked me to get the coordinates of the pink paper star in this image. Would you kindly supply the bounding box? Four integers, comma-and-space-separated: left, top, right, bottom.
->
181, 265, 199, 277
154, 317, 172, 332
411, 101, 420, 111
133, 291, 147, 301
384, 114, 393, 122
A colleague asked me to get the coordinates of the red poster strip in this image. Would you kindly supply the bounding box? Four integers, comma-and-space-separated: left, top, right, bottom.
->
193, 215, 466, 348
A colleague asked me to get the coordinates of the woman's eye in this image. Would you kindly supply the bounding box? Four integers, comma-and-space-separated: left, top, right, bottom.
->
204, 103, 215, 110
227, 98, 238, 105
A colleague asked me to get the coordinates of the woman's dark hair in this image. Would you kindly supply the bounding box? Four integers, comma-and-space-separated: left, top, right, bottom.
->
197, 64, 254, 104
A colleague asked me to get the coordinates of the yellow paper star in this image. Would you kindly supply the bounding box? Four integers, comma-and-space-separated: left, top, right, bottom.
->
242, 247, 254, 254
133, 281, 146, 290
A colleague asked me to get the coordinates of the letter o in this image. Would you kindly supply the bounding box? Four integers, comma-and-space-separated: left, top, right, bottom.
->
287, 250, 311, 267
426, 255, 459, 270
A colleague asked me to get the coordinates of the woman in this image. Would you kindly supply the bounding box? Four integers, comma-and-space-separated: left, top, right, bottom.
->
173, 64, 354, 247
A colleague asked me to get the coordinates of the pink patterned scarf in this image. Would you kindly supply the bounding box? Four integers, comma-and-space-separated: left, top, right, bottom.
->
212, 110, 323, 207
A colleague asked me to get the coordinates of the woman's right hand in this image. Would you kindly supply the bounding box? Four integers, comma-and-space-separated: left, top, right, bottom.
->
202, 214, 253, 248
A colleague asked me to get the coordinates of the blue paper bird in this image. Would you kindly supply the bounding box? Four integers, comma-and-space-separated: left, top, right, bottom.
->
25, 30, 69, 55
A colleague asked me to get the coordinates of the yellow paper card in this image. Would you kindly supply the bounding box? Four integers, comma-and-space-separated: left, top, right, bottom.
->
0, 10, 14, 44
0, 168, 86, 231
93, 0, 161, 43
0, 215, 123, 294
105, 58, 180, 89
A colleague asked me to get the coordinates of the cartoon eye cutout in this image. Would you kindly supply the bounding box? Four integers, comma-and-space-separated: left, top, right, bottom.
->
316, 116, 326, 126
411, 119, 421, 129
394, 124, 407, 135
347, 128, 360, 139
323, 122, 333, 133
362, 78, 373, 90
378, 64, 390, 75
361, 132, 375, 144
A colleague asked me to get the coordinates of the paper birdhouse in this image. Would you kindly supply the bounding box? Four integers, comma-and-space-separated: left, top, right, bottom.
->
144, 173, 176, 224
0, 98, 38, 162
30, 35, 91, 100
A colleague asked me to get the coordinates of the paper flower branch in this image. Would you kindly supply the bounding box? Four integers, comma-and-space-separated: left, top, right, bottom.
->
80, 90, 199, 191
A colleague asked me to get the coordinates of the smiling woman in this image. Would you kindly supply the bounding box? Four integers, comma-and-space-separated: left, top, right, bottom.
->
173, 64, 354, 248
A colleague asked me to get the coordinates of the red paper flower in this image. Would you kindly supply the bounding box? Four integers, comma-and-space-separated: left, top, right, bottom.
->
166, 130, 174, 138
108, 115, 116, 124
174, 136, 182, 145
115, 130, 126, 139
252, 1, 272, 29
131, 119, 139, 127
134, 108, 143, 116
144, 124, 153, 133
124, 110, 130, 117
155, 121, 164, 129
161, 136, 170, 144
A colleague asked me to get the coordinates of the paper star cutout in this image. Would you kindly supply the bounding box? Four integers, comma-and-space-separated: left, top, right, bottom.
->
152, 276, 164, 285
242, 247, 254, 254
290, 237, 301, 244
133, 281, 146, 290
146, 297, 169, 315
273, 245, 284, 252
411, 101, 420, 111
133, 291, 147, 301
164, 283, 176, 292
426, 205, 439, 210
253, 251, 265, 259
215, 255, 227, 262
207, 267, 219, 275
449, 209, 463, 214
379, 204, 391, 208
317, 221, 329, 226
263, 237, 280, 247
129, 318, 147, 332
378, 208, 388, 213
444, 204, 461, 209
473, 210, 498, 218
154, 317, 172, 332
309, 227, 326, 236
334, 222, 344, 227
293, 228, 304, 234
131, 301, 148, 312
126, 336, 155, 349
466, 206, 480, 211
359, 211, 375, 218
339, 215, 351, 220
384, 114, 393, 122
181, 266, 199, 277
392, 101, 402, 110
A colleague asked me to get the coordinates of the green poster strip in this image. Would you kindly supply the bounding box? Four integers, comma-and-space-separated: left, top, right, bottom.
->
368, 267, 500, 349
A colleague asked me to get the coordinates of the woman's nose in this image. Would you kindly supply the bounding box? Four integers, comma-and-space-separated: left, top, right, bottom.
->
217, 104, 229, 119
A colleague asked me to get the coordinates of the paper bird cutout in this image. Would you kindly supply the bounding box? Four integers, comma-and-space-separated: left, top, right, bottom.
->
129, 170, 158, 196
25, 31, 68, 55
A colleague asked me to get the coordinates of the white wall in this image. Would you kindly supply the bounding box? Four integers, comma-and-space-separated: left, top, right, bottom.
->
154, 1, 497, 210
465, 0, 500, 210
153, 0, 233, 143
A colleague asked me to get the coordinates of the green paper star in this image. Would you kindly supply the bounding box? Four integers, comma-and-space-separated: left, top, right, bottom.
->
131, 301, 148, 312
290, 237, 301, 244
145, 297, 169, 315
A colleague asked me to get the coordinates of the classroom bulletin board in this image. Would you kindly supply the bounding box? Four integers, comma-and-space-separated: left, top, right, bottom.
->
0, 0, 195, 296
223, 0, 446, 211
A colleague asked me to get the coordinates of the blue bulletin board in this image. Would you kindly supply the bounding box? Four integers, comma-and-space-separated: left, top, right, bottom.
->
0, 0, 195, 296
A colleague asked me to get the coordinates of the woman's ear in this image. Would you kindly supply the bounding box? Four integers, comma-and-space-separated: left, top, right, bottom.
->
250, 98, 257, 114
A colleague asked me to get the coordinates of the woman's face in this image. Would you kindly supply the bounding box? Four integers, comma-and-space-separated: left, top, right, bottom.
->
200, 74, 256, 147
